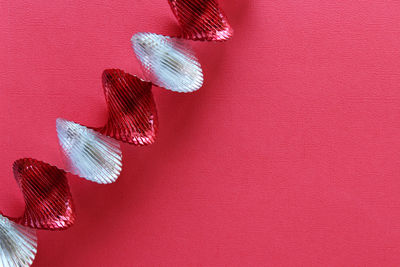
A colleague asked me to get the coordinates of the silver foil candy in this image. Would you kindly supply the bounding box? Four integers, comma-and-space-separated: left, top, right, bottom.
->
56, 118, 122, 184
131, 32, 204, 93
0, 215, 37, 267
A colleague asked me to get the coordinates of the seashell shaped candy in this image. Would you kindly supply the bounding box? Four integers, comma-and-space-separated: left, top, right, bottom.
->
168, 0, 233, 41
0, 214, 37, 267
56, 118, 122, 184
95, 69, 158, 145
131, 32, 203, 93
11, 158, 75, 230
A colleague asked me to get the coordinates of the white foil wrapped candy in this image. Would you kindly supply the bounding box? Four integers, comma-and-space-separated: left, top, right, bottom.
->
131, 32, 204, 93
0, 215, 37, 267
56, 118, 122, 184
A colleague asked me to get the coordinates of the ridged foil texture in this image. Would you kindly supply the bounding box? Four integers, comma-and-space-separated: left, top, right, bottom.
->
131, 32, 203, 93
0, 1, 234, 265
168, 0, 233, 41
0, 215, 37, 267
57, 118, 122, 184
9, 159, 75, 230
95, 69, 158, 145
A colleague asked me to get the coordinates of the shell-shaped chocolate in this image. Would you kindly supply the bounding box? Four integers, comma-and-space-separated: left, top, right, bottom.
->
132, 32, 203, 93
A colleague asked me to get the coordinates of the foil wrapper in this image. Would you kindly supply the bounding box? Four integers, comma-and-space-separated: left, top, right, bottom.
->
132, 32, 203, 93
95, 69, 158, 145
168, 0, 233, 41
57, 118, 122, 184
10, 158, 75, 230
0, 214, 37, 267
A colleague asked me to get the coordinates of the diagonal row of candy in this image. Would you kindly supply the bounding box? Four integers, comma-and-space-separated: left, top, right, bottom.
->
0, 0, 233, 266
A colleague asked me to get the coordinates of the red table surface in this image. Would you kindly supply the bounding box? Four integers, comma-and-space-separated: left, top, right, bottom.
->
2, 0, 400, 266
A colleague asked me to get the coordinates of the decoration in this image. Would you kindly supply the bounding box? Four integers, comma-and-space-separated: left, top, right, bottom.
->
57, 118, 123, 184
10, 159, 75, 230
95, 69, 158, 145
0, 0, 232, 266
168, 0, 233, 41
132, 32, 204, 93
0, 215, 37, 267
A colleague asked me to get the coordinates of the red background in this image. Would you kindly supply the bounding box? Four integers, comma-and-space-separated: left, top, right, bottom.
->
2, 0, 400, 266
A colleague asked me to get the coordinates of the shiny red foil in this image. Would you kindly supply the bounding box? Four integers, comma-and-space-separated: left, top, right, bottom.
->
168, 0, 233, 41
9, 158, 75, 230
95, 69, 158, 145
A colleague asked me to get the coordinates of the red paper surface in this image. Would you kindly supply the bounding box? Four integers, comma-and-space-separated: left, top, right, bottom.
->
1, 0, 400, 266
